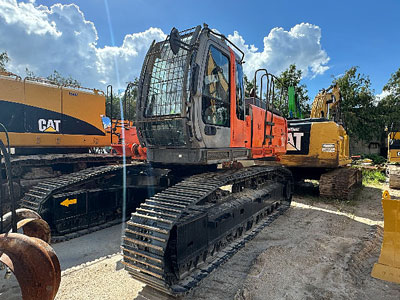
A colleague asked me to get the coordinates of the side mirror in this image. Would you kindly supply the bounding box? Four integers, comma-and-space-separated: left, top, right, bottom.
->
169, 28, 181, 55
168, 27, 192, 55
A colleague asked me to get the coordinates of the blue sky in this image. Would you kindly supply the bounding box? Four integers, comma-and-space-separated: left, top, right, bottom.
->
2, 0, 400, 100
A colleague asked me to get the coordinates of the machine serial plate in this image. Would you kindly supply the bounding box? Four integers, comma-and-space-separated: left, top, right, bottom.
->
322, 143, 335, 152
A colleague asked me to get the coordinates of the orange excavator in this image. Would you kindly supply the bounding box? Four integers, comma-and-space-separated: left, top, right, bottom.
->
119, 25, 293, 295
17, 24, 293, 296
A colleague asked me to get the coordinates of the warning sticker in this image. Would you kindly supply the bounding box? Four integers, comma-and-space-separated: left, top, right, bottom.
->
322, 143, 335, 153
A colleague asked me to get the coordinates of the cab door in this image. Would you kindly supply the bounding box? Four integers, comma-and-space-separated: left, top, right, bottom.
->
200, 43, 231, 148
230, 55, 246, 147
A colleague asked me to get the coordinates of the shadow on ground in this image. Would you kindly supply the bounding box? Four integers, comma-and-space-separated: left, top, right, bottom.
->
52, 223, 123, 270
294, 182, 384, 222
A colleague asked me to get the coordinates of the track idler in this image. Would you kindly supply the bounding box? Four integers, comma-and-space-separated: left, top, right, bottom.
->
0, 209, 60, 300
371, 190, 400, 284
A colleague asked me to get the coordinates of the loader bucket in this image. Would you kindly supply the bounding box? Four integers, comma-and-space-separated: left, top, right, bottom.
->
0, 232, 61, 300
371, 190, 400, 284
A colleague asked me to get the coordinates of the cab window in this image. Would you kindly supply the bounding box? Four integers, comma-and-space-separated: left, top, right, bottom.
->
202, 45, 230, 127
236, 62, 245, 120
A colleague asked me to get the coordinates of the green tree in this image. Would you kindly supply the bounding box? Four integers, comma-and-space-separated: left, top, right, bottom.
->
26, 68, 81, 87
333, 66, 381, 142
244, 75, 256, 98
47, 70, 81, 87
383, 68, 400, 96
274, 64, 311, 118
378, 67, 400, 131
0, 51, 9, 71
105, 79, 138, 122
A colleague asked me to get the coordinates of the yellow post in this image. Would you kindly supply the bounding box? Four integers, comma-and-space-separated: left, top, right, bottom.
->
371, 190, 400, 284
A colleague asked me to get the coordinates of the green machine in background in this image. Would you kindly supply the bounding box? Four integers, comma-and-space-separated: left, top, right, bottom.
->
288, 86, 303, 119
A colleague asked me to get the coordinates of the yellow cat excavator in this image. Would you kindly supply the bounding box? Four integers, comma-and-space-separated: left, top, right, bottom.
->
387, 123, 400, 188
0, 71, 127, 204
280, 84, 362, 199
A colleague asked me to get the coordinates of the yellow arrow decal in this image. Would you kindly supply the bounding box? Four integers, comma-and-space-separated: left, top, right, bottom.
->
60, 198, 77, 207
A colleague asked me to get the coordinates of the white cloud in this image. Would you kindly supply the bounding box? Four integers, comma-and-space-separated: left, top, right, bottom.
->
374, 89, 391, 105
0, 1, 329, 91
0, 0, 165, 90
228, 23, 330, 79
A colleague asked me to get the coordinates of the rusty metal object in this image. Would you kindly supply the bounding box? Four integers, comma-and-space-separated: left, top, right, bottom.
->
1, 208, 51, 243
0, 232, 61, 300
1, 134, 60, 300
17, 218, 51, 243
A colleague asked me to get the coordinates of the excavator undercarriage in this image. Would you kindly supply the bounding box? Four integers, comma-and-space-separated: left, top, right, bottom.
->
122, 165, 292, 295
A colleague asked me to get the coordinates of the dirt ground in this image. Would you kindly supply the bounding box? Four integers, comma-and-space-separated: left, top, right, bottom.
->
1, 182, 400, 300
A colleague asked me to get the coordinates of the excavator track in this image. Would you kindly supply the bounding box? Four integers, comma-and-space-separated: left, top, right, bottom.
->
20, 162, 170, 242
319, 167, 362, 199
122, 165, 292, 296
388, 164, 400, 189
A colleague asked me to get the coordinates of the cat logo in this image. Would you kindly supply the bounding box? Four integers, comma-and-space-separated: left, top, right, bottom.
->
38, 119, 61, 133
287, 132, 304, 151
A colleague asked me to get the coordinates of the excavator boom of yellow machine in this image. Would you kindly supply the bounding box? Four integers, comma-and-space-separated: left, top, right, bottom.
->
371, 190, 400, 284
310, 84, 341, 119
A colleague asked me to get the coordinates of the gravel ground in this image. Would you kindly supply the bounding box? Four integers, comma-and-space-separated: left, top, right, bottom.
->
182, 184, 400, 300
1, 182, 400, 300
55, 254, 144, 300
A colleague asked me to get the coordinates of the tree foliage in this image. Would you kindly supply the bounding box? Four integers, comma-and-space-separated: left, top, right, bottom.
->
244, 65, 310, 118
105, 78, 138, 121
46, 70, 81, 87
274, 64, 311, 118
25, 68, 81, 87
0, 51, 9, 71
334, 66, 382, 142
379, 67, 400, 131
244, 75, 256, 98
384, 68, 400, 96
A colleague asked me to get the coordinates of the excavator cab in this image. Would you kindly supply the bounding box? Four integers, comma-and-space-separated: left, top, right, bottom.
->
388, 122, 400, 164
136, 25, 287, 165
388, 122, 400, 188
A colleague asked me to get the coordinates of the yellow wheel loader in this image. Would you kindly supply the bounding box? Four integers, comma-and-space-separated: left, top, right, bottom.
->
280, 84, 362, 199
